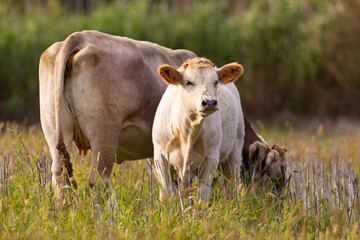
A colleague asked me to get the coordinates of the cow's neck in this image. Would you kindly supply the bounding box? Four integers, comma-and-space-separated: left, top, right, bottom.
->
176, 106, 204, 144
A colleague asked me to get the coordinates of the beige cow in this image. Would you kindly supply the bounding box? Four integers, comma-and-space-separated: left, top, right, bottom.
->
39, 30, 196, 197
152, 58, 245, 200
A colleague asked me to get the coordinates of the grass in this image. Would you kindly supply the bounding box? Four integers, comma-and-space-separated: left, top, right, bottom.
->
0, 120, 359, 239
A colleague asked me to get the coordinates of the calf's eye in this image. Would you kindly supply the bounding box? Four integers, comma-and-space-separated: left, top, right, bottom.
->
214, 81, 218, 86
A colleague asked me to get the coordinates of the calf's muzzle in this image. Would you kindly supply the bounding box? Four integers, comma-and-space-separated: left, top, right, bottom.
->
199, 99, 218, 113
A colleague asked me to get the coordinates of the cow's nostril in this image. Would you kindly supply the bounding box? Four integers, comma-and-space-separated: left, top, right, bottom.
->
201, 100, 208, 107
213, 100, 217, 106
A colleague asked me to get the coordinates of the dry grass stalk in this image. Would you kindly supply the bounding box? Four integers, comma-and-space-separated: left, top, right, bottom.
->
286, 153, 359, 223
136, 168, 146, 215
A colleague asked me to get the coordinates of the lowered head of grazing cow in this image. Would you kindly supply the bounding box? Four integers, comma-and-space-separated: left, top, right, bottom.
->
249, 141, 287, 196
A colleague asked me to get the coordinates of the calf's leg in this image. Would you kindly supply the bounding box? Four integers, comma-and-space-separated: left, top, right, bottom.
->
198, 153, 219, 201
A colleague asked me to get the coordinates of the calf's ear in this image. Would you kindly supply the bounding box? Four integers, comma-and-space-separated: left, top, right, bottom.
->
158, 64, 182, 85
217, 63, 243, 84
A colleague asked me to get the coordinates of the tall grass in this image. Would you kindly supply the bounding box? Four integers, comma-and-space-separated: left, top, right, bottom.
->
0, 0, 360, 121
0, 121, 359, 239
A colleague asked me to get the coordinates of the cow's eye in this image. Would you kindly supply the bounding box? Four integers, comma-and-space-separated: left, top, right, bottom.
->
186, 81, 193, 86
214, 81, 218, 86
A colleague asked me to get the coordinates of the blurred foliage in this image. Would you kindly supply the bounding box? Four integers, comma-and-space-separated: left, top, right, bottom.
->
0, 0, 359, 121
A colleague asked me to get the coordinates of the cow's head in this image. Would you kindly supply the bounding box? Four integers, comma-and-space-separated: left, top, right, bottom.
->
266, 144, 287, 186
158, 58, 243, 117
249, 141, 287, 196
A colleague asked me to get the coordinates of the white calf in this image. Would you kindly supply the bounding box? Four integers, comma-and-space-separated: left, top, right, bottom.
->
152, 57, 245, 200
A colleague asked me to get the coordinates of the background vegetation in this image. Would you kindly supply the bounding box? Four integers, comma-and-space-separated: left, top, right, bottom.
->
0, 0, 359, 122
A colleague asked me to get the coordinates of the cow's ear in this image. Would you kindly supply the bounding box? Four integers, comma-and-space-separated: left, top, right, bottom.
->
158, 64, 182, 85
217, 63, 243, 84
249, 144, 259, 165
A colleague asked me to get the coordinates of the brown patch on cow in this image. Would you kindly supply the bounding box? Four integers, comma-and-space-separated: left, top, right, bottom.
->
181, 57, 213, 70
56, 141, 77, 188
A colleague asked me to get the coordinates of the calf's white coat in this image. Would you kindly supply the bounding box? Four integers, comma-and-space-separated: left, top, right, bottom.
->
152, 58, 245, 200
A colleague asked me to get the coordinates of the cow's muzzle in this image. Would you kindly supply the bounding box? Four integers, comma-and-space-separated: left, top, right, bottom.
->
199, 99, 218, 114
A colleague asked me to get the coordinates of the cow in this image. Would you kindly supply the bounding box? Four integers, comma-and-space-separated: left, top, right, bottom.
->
241, 118, 287, 195
248, 141, 287, 196
151, 57, 245, 201
39, 30, 197, 198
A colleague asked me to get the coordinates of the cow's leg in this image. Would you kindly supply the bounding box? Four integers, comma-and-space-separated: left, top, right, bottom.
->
146, 158, 168, 200
222, 151, 242, 183
41, 109, 74, 198
198, 153, 219, 201
49, 147, 64, 198
88, 138, 118, 191
152, 151, 178, 201
152, 152, 168, 201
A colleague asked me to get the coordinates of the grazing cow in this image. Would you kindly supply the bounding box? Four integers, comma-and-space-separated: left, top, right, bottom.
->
152, 58, 245, 200
39, 30, 197, 197
241, 118, 287, 194
248, 141, 287, 195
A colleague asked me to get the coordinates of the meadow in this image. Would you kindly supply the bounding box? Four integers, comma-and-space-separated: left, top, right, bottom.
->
0, 119, 359, 239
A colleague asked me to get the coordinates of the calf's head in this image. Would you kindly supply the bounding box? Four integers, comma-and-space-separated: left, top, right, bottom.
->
158, 58, 243, 117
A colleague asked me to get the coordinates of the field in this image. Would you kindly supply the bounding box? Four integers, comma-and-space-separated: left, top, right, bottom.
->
0, 119, 359, 239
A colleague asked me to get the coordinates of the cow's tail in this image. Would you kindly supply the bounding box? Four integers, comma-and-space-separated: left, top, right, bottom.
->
54, 32, 82, 188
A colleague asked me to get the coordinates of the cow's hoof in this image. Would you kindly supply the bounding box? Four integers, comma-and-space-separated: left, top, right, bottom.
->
52, 175, 64, 199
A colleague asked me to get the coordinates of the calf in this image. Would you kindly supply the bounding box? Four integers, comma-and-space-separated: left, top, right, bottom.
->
152, 58, 245, 200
